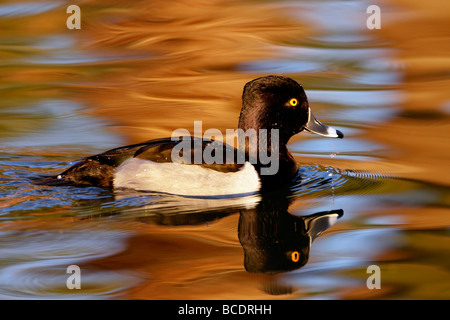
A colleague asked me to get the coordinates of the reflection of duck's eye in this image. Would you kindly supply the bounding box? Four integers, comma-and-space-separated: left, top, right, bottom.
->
291, 251, 300, 262
289, 98, 298, 107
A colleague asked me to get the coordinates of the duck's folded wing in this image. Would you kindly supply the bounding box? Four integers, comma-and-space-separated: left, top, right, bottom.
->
32, 138, 171, 187
133, 136, 244, 173
34, 137, 244, 188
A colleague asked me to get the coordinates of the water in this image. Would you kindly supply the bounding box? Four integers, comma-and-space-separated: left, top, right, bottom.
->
0, 0, 449, 299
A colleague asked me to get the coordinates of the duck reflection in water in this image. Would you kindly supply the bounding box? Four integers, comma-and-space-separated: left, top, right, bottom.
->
238, 192, 343, 274
136, 186, 343, 275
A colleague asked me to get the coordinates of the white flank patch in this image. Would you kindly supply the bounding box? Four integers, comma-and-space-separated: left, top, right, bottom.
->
113, 158, 261, 196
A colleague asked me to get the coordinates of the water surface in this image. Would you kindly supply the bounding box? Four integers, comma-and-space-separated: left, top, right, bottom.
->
0, 0, 449, 299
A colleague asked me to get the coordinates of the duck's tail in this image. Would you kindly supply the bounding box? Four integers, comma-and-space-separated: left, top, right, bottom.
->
32, 158, 115, 188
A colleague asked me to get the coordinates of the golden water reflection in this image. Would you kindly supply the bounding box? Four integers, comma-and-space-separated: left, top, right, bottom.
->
0, 0, 449, 299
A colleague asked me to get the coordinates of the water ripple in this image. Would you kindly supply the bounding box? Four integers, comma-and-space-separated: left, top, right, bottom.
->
0, 229, 139, 299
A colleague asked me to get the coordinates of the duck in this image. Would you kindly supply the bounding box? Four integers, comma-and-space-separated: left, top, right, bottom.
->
36, 76, 343, 196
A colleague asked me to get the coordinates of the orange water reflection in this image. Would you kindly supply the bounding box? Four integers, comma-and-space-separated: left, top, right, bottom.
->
0, 0, 449, 300
75, 0, 307, 143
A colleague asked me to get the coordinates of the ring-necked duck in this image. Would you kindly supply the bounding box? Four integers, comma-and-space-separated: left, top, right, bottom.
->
36, 76, 343, 195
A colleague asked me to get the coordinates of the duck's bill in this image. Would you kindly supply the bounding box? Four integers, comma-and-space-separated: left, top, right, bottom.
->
304, 108, 344, 139
304, 209, 344, 243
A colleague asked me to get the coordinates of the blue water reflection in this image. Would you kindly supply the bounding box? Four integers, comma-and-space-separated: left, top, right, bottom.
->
1, 100, 122, 150
0, 2, 62, 17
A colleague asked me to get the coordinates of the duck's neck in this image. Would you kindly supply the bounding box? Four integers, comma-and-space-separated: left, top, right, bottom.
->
235, 125, 297, 182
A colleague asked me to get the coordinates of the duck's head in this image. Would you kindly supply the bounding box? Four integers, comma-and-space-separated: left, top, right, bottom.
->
239, 76, 343, 145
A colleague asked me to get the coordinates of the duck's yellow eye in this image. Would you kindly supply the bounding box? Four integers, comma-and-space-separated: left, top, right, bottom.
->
289, 98, 298, 107
291, 251, 300, 262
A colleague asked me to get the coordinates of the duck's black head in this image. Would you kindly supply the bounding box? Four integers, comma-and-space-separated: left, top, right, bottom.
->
239, 75, 343, 145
